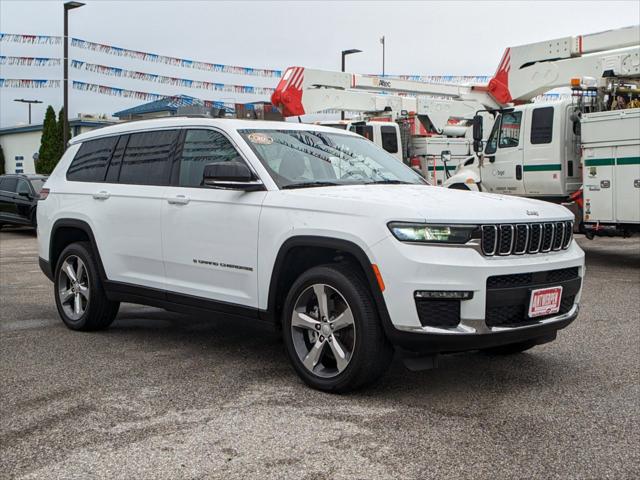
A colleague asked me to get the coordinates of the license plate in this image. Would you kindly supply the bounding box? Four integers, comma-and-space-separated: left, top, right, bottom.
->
528, 286, 563, 318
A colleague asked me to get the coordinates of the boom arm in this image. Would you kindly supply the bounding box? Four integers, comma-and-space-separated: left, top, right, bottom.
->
488, 25, 640, 103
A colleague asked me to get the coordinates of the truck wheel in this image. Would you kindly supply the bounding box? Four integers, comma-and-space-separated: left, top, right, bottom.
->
54, 241, 119, 331
282, 263, 393, 393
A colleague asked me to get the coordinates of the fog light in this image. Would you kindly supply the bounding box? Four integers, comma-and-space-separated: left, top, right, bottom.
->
414, 290, 474, 300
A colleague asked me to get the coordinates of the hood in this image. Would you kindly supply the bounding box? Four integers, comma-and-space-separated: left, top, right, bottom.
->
276, 185, 572, 223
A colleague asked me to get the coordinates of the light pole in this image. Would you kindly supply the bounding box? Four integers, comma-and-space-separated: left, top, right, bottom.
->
63, 1, 84, 151
340, 49, 362, 120
380, 36, 385, 77
13, 99, 43, 124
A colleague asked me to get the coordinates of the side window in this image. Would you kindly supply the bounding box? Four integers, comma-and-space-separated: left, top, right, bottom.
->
485, 115, 501, 155
498, 111, 522, 148
178, 129, 242, 187
119, 130, 179, 186
67, 137, 118, 182
349, 124, 374, 141
104, 135, 129, 183
380, 125, 398, 154
0, 177, 18, 193
17, 179, 31, 195
530, 107, 554, 144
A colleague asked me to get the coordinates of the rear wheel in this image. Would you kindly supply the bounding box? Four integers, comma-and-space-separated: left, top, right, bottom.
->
54, 242, 119, 331
282, 263, 393, 393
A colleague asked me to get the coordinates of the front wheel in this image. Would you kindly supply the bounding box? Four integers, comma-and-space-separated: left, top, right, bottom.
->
282, 263, 393, 393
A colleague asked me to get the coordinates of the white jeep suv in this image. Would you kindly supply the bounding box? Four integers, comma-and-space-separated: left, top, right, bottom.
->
38, 118, 584, 392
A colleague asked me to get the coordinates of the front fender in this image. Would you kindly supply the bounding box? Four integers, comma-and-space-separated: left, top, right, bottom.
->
443, 167, 481, 191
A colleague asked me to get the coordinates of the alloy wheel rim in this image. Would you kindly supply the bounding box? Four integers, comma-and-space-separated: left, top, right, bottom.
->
291, 283, 356, 378
58, 255, 90, 321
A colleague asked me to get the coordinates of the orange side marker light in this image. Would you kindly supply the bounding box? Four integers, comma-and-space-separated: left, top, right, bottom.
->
371, 264, 385, 292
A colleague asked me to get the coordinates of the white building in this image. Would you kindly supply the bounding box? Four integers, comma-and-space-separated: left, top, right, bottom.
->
0, 117, 115, 174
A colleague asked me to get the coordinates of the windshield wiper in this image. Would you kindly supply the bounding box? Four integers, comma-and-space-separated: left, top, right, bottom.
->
282, 181, 340, 189
365, 179, 413, 185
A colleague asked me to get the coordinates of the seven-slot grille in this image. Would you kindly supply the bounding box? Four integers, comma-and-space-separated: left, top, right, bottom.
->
481, 221, 573, 256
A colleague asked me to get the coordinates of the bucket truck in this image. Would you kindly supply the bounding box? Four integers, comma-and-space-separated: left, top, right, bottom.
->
272, 25, 640, 236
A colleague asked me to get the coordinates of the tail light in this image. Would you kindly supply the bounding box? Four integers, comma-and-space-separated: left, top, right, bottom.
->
410, 157, 421, 169
38, 188, 50, 200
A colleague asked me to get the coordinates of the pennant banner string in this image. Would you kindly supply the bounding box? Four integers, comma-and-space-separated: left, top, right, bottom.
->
70, 60, 275, 95
0, 56, 61, 66
72, 80, 239, 111
0, 78, 61, 88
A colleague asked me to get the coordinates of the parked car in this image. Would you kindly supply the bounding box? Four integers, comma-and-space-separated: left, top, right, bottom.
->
0, 174, 48, 229
37, 118, 585, 392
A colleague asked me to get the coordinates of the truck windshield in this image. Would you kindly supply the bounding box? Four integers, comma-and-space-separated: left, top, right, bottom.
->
238, 129, 426, 189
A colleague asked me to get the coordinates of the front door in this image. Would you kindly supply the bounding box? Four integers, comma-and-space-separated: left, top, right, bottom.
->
161, 128, 266, 308
481, 111, 525, 195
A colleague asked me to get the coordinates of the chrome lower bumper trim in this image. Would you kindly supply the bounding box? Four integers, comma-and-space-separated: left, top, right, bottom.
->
396, 304, 579, 335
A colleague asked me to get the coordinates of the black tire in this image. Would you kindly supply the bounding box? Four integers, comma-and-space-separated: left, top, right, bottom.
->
482, 339, 538, 355
54, 241, 119, 331
282, 263, 393, 393
449, 183, 471, 190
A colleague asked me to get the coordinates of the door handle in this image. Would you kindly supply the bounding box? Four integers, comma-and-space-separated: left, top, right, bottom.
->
516, 165, 523, 180
167, 194, 190, 205
92, 190, 110, 200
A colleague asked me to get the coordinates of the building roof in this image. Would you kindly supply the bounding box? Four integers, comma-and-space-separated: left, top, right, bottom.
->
113, 95, 204, 118
0, 118, 116, 136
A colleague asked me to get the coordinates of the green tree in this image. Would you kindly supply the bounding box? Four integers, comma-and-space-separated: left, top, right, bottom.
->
56, 107, 70, 161
37, 106, 58, 174
0, 143, 5, 175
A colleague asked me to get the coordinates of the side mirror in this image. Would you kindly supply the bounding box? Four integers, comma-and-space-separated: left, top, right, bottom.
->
18, 191, 31, 198
202, 161, 264, 191
472, 115, 483, 142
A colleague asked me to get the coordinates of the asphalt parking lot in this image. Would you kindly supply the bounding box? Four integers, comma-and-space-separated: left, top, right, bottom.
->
1, 228, 638, 480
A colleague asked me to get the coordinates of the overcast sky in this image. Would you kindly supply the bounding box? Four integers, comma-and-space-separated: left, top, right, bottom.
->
1, 0, 638, 127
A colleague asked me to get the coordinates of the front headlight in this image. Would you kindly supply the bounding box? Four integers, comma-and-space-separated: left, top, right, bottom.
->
388, 222, 479, 244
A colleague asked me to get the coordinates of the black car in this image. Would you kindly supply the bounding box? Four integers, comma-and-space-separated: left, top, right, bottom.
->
0, 174, 48, 229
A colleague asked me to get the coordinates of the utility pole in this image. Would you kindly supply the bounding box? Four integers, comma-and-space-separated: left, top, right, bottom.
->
13, 99, 43, 124
63, 1, 84, 151
380, 35, 385, 77
340, 48, 362, 120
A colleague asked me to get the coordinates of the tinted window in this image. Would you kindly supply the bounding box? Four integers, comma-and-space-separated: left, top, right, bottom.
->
0, 177, 18, 193
349, 124, 374, 141
29, 179, 46, 193
67, 136, 118, 182
381, 125, 398, 153
499, 111, 522, 148
105, 135, 129, 183
17, 179, 31, 195
119, 130, 178, 186
530, 107, 554, 144
178, 130, 241, 187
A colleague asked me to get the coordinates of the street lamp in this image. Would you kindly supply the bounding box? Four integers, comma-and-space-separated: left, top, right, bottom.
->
63, 1, 84, 150
13, 99, 43, 124
340, 49, 362, 119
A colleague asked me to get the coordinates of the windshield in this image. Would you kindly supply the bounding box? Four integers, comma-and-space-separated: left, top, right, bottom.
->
238, 129, 426, 189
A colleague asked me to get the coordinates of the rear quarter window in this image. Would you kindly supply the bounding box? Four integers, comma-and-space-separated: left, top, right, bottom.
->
67, 136, 118, 182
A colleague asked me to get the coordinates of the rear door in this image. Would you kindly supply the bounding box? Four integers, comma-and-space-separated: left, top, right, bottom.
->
15, 178, 35, 224
481, 111, 525, 195
161, 128, 266, 307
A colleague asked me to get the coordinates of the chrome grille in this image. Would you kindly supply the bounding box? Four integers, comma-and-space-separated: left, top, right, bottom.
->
481, 221, 573, 256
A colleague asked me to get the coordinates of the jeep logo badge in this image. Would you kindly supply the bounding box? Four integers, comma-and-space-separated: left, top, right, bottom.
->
526, 210, 539, 216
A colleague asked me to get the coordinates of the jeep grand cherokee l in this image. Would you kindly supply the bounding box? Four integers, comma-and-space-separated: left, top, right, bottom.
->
37, 118, 584, 392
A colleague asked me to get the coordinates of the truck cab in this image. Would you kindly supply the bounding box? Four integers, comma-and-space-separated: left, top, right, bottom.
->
447, 100, 582, 200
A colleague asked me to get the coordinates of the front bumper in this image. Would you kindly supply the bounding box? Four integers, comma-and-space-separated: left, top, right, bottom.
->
368, 235, 585, 353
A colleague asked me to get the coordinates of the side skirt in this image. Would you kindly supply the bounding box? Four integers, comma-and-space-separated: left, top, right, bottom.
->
103, 280, 271, 323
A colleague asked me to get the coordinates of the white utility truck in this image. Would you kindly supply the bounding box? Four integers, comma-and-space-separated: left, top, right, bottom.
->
272, 25, 640, 236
